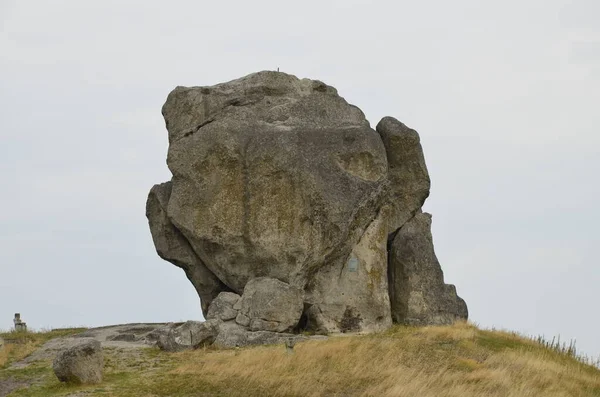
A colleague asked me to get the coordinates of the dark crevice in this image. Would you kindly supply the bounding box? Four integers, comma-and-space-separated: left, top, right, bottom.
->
339, 306, 362, 333
182, 117, 216, 138
294, 302, 313, 334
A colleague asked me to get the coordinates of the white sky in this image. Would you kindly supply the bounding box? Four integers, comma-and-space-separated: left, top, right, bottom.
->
1, 0, 599, 358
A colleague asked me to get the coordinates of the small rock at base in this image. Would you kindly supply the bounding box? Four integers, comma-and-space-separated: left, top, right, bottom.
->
53, 338, 103, 384
156, 320, 220, 352
206, 292, 241, 321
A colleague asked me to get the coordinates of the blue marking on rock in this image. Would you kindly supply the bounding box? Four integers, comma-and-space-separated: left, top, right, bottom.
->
348, 256, 359, 272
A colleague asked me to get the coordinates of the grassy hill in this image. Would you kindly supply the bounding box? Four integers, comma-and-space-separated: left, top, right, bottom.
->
1, 322, 599, 396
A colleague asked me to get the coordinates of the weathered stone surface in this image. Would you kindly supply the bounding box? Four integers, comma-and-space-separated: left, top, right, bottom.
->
213, 321, 306, 348
376, 117, 430, 233
147, 71, 468, 338
53, 339, 103, 384
305, 209, 392, 333
146, 182, 227, 315
144, 323, 177, 345
151, 71, 387, 295
156, 320, 220, 352
239, 277, 304, 332
389, 212, 468, 325
107, 333, 136, 342
213, 322, 247, 348
206, 292, 241, 321
235, 313, 250, 327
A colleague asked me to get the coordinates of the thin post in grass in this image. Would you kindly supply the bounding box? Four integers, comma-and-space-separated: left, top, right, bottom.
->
285, 338, 296, 354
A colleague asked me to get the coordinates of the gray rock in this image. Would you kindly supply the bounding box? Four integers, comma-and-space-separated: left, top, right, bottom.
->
146, 182, 227, 315
143, 323, 177, 345
206, 292, 241, 321
239, 277, 303, 332
213, 322, 248, 348
107, 333, 136, 342
146, 71, 468, 337
389, 212, 468, 325
150, 71, 387, 295
305, 209, 392, 333
376, 117, 430, 233
53, 339, 103, 384
235, 313, 250, 327
213, 321, 306, 348
156, 320, 220, 352
232, 299, 242, 311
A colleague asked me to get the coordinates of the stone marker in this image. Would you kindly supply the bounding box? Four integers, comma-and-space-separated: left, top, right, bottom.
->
285, 338, 296, 354
13, 313, 27, 332
53, 339, 103, 384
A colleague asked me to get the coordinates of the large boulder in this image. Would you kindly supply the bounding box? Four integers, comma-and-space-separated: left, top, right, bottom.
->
237, 277, 304, 332
149, 71, 387, 296
389, 212, 468, 325
376, 117, 430, 233
53, 339, 103, 384
147, 71, 468, 336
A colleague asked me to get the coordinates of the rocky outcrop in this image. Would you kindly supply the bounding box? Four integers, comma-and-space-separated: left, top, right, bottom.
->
389, 212, 468, 325
146, 71, 468, 340
52, 339, 103, 384
161, 72, 386, 298
152, 285, 308, 349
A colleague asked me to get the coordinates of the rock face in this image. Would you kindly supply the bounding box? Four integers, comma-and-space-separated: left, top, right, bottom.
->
305, 209, 392, 333
206, 292, 241, 321
161, 72, 386, 298
376, 117, 430, 232
53, 339, 103, 384
237, 277, 304, 332
146, 182, 227, 315
389, 213, 468, 325
146, 71, 467, 338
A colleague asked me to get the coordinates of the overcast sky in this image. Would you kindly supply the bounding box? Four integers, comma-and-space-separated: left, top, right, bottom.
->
1, 0, 599, 358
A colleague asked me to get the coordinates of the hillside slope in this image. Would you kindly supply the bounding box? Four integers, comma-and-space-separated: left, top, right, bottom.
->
1, 323, 599, 397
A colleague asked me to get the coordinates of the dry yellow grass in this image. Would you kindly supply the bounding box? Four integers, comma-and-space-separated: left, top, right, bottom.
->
4, 323, 600, 397
134, 322, 599, 397
0, 341, 38, 368
0, 328, 86, 369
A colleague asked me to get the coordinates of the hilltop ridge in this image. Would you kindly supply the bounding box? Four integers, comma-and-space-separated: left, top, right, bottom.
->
1, 322, 599, 396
